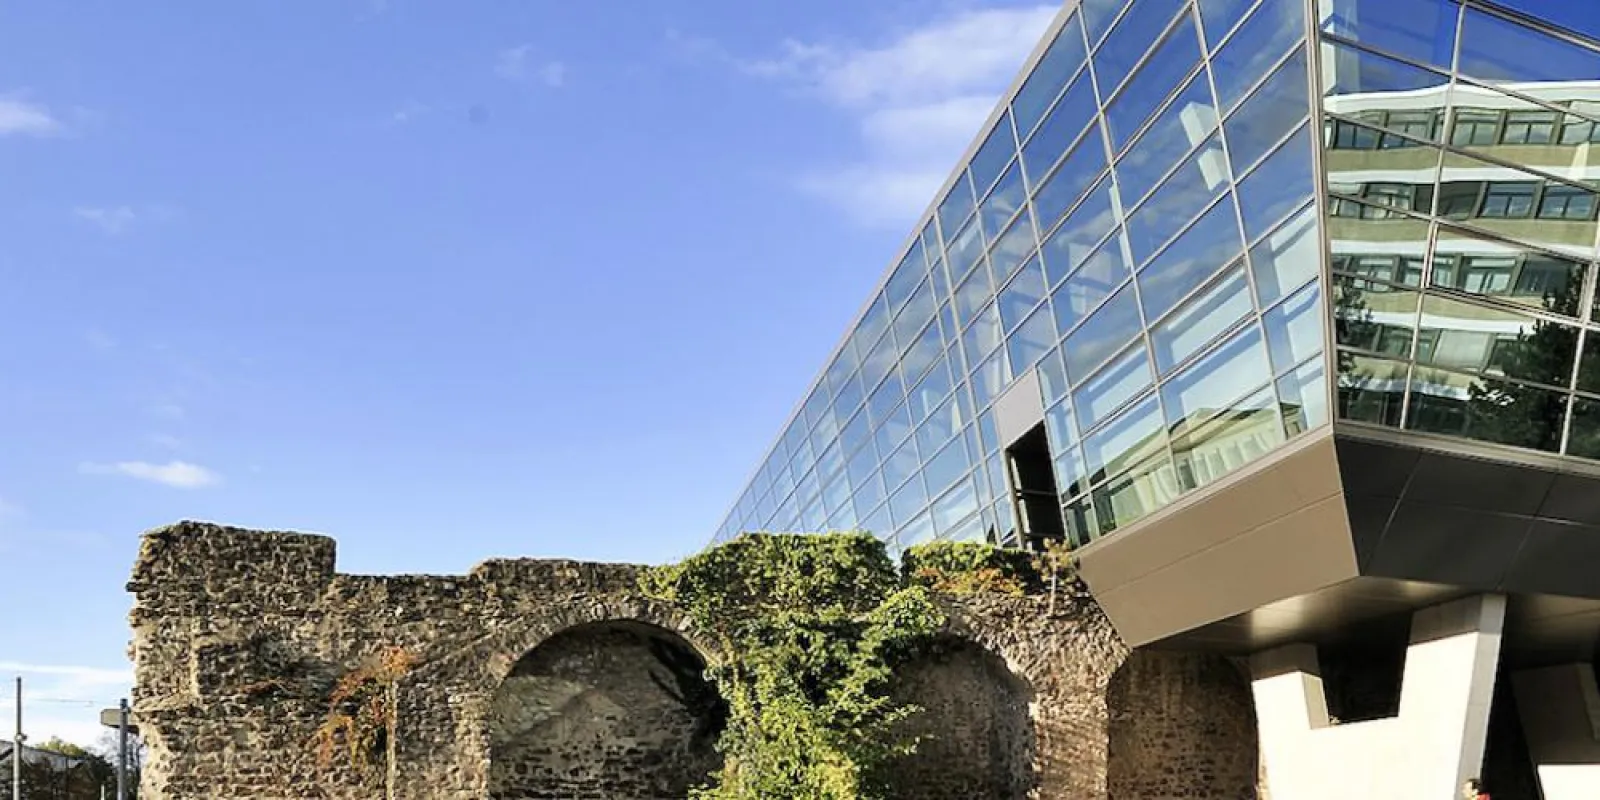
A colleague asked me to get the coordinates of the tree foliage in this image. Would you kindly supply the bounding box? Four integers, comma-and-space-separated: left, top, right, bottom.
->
639, 532, 947, 800
900, 540, 1038, 596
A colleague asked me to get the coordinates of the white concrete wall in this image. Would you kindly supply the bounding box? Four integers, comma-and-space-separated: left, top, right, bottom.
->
1250, 594, 1506, 800
1512, 662, 1600, 800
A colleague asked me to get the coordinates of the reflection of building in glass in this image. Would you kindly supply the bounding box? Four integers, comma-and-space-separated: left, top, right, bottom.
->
716, 2, 1600, 794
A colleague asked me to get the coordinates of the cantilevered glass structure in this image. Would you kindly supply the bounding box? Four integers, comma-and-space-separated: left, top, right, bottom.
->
715, 0, 1330, 554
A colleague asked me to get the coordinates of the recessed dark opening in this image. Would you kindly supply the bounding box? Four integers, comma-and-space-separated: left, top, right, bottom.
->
1006, 424, 1064, 549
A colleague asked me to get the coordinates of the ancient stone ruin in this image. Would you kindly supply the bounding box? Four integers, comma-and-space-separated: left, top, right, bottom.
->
127, 521, 1262, 799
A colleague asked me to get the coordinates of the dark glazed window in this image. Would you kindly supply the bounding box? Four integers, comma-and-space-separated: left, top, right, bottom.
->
1407, 367, 1566, 453
1451, 109, 1501, 146
1538, 185, 1598, 221
1502, 110, 1560, 145
1479, 183, 1538, 219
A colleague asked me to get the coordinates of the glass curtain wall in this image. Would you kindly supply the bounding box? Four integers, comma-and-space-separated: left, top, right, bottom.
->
1321, 0, 1600, 459
716, 0, 1330, 553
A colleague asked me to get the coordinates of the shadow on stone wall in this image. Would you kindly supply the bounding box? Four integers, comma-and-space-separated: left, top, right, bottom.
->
487, 620, 726, 800
880, 635, 1036, 800
1107, 651, 1260, 800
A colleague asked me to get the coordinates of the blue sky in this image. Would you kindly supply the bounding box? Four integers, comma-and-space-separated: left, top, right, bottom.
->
0, 0, 1060, 744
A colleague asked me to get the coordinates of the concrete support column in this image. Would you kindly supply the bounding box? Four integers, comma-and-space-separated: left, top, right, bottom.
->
1249, 594, 1506, 800
1511, 663, 1600, 800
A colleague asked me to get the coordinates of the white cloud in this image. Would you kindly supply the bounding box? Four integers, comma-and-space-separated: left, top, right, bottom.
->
79, 460, 221, 489
495, 44, 567, 88
390, 99, 431, 124
0, 95, 61, 137
73, 204, 180, 235
0, 662, 133, 749
717, 5, 1058, 227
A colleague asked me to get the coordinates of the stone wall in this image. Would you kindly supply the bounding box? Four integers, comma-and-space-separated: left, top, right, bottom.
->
127, 521, 1264, 799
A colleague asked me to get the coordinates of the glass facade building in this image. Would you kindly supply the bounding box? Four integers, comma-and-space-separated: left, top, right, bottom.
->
713, 0, 1600, 558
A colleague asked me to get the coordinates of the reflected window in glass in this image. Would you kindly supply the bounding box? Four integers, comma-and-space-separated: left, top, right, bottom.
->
1406, 365, 1566, 453
893, 279, 938, 350
1152, 266, 1254, 375
908, 358, 956, 424
856, 294, 891, 355
1022, 73, 1098, 185
885, 248, 926, 311
1055, 446, 1091, 503
1162, 326, 1273, 435
924, 438, 972, 497
868, 369, 906, 427
1224, 48, 1310, 172
1417, 294, 1576, 388
1433, 228, 1587, 316
1116, 74, 1220, 208
1013, 12, 1090, 138
1332, 276, 1419, 356
1210, 0, 1304, 111
890, 477, 929, 529
917, 395, 964, 456
901, 320, 943, 387
1450, 109, 1500, 147
1137, 196, 1243, 322
1278, 359, 1331, 435
861, 327, 899, 391
1237, 124, 1315, 242
1105, 16, 1203, 150
1094, 0, 1187, 97
1337, 352, 1409, 427
1479, 182, 1537, 219
881, 436, 921, 495
1064, 281, 1143, 382
1172, 385, 1285, 491
1319, 0, 1459, 70
1250, 203, 1320, 307
1127, 136, 1231, 264
1263, 282, 1324, 374
1538, 185, 1598, 221
1075, 343, 1155, 432
1502, 109, 1559, 145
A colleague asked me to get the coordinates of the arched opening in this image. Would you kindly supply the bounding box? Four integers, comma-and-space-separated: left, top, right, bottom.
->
487, 620, 726, 800
1107, 651, 1260, 798
880, 635, 1036, 799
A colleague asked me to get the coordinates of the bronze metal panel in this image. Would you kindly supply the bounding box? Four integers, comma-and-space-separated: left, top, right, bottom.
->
1092, 493, 1358, 647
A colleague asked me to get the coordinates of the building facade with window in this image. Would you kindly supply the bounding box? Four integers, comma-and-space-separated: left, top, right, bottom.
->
716, 1, 1600, 796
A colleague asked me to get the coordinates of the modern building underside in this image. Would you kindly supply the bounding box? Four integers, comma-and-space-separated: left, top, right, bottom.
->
715, 0, 1600, 797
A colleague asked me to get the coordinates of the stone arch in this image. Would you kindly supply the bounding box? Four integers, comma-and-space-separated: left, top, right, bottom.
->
880, 633, 1038, 800
485, 618, 727, 800
1106, 650, 1260, 799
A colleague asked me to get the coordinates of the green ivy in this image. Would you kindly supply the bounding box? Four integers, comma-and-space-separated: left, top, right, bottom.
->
640, 531, 946, 800
900, 540, 1041, 596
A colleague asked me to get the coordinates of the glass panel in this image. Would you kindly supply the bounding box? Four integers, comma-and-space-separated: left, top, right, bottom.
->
962, 302, 1005, 368
885, 248, 926, 311
1152, 266, 1254, 375
1172, 385, 1285, 491
998, 258, 1049, 331
1211, 0, 1305, 111
1321, 40, 1451, 133
1083, 393, 1168, 484
938, 172, 977, 241
1046, 398, 1079, 451
1055, 235, 1132, 334
1162, 325, 1274, 434
972, 349, 1014, 408
970, 112, 1017, 197
1063, 494, 1098, 546
1095, 0, 1187, 97
901, 320, 943, 386
1022, 73, 1098, 185
1106, 16, 1203, 150
1337, 351, 1409, 426
1224, 47, 1310, 172
1064, 281, 1143, 382
1127, 135, 1231, 263
1263, 282, 1324, 374
890, 476, 929, 528
924, 438, 972, 496
1580, 334, 1600, 395
1458, 5, 1600, 86
893, 279, 937, 350
931, 478, 980, 533
1032, 127, 1109, 233
1083, 0, 1131, 47
1014, 14, 1091, 137
839, 405, 871, 457
1137, 196, 1243, 321
1055, 446, 1091, 502
1075, 343, 1155, 431
980, 161, 1029, 241
861, 328, 899, 392
1416, 293, 1577, 389
1567, 397, 1600, 460
1279, 358, 1331, 435
988, 212, 1038, 283
1237, 124, 1315, 242
1199, 0, 1255, 49
1407, 365, 1566, 453
908, 359, 955, 424
953, 263, 994, 330
1115, 73, 1220, 208
916, 395, 963, 455
1008, 303, 1058, 371
1092, 453, 1179, 535
946, 218, 987, 281
1040, 347, 1071, 404
1319, 0, 1459, 70
855, 294, 891, 355
1432, 227, 1589, 317
1333, 276, 1421, 356
1040, 180, 1119, 285
881, 436, 920, 495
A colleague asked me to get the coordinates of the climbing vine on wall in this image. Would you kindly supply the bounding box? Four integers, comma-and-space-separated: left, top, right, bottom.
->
313, 645, 416, 780
640, 532, 948, 800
